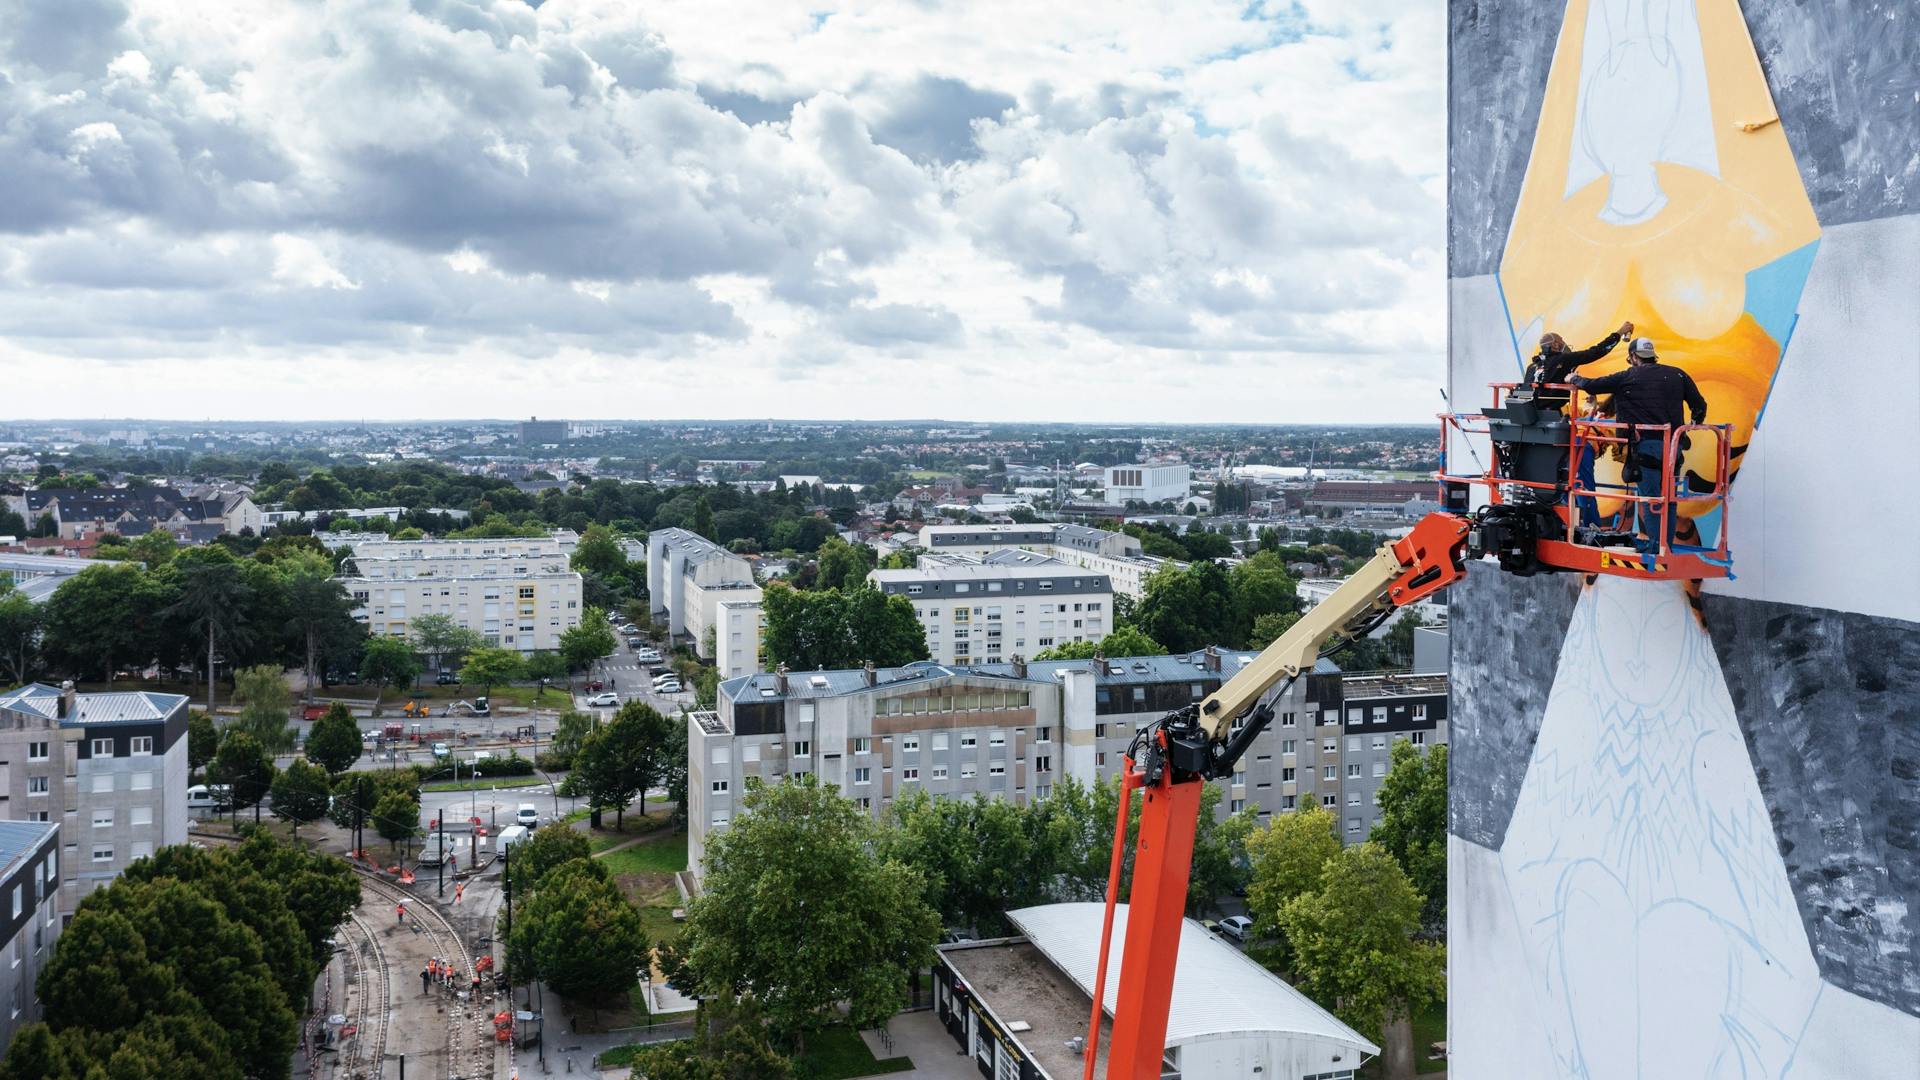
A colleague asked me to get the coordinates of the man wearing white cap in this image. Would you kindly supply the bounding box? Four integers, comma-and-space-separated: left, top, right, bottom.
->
1570, 338, 1708, 554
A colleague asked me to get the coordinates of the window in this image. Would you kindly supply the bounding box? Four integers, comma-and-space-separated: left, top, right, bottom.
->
1348, 763, 1362, 778
932, 733, 950, 752
989, 732, 1005, 747
26, 742, 47, 762
1412, 731, 1427, 746
854, 768, 871, 785
852, 737, 870, 755
1095, 723, 1106, 738
92, 847, 113, 863
1413, 704, 1428, 720
27, 778, 48, 796
1035, 756, 1051, 773
901, 767, 920, 782
91, 738, 114, 758
92, 810, 111, 829
1321, 794, 1338, 808
792, 741, 811, 758
1322, 738, 1337, 753
1347, 736, 1362, 753
988, 763, 1005, 777
1036, 726, 1052, 744
959, 734, 977, 749
131, 806, 152, 827
1230, 798, 1246, 813
1282, 739, 1297, 755
1347, 817, 1363, 834
8, 888, 16, 918
1372, 735, 1387, 750
711, 780, 729, 794
130, 736, 153, 755
961, 763, 978, 779
1280, 711, 1296, 728
900, 736, 920, 753
131, 772, 152, 791
1348, 792, 1362, 805
1283, 795, 1297, 810
130, 841, 153, 860
1322, 765, 1336, 781
1283, 768, 1296, 782
932, 765, 949, 780
92, 774, 112, 794
799, 703, 816, 725
1373, 761, 1387, 777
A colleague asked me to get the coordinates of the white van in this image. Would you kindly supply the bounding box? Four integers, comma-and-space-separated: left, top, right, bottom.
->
515, 803, 539, 828
185, 784, 231, 812
495, 825, 530, 856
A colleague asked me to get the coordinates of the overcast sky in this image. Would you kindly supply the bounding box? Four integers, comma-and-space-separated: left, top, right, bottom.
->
0, 0, 1444, 423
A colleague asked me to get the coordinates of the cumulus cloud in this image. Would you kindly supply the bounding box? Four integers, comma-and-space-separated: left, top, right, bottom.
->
0, 0, 1447, 422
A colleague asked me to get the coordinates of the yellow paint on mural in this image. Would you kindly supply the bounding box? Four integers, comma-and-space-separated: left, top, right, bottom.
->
1500, 0, 1820, 515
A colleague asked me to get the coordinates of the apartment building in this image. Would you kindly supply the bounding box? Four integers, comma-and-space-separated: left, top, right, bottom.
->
868, 561, 1112, 666
0, 821, 60, 1052
334, 534, 584, 653
1309, 671, 1449, 840
646, 529, 762, 665
690, 648, 1348, 884
1298, 577, 1446, 635
0, 683, 189, 907
916, 523, 1164, 598
1104, 463, 1192, 505
712, 597, 764, 680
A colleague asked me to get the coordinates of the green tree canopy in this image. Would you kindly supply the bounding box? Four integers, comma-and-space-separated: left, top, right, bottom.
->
619, 997, 796, 1079
1188, 783, 1258, 916
812, 537, 876, 592
210, 731, 275, 823
880, 789, 1066, 936
372, 788, 421, 853
0, 590, 43, 688
1369, 741, 1448, 931
165, 547, 255, 712
186, 710, 219, 774
670, 775, 940, 1042
1134, 560, 1234, 654
1244, 804, 1341, 954
459, 645, 524, 695
559, 611, 617, 671
410, 612, 484, 672
570, 524, 628, 577
760, 583, 928, 671
508, 860, 651, 1002
269, 759, 332, 836
358, 635, 421, 707
506, 823, 598, 900
1277, 842, 1445, 1041
304, 702, 362, 775
231, 663, 295, 752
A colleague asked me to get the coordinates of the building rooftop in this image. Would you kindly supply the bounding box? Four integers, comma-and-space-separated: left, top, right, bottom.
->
0, 821, 57, 881
1009, 902, 1377, 1057
0, 682, 187, 725
1338, 672, 1449, 699
942, 938, 1113, 1079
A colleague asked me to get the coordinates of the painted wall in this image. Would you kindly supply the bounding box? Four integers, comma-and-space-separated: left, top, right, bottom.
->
1448, 1, 1920, 1076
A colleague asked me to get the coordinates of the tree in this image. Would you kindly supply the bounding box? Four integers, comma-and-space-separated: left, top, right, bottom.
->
622, 997, 796, 1079
1244, 804, 1341, 955
304, 702, 362, 776
186, 710, 219, 774
231, 663, 295, 752
1380, 611, 1431, 670
570, 524, 627, 577
270, 759, 332, 836
523, 650, 569, 696
840, 586, 928, 667
272, 549, 361, 697
166, 547, 254, 712
813, 538, 876, 592
1227, 551, 1300, 647
1187, 783, 1258, 916
543, 710, 595, 770
1097, 624, 1166, 657
38, 563, 157, 684
574, 700, 671, 826
761, 584, 927, 671
1277, 843, 1445, 1042
410, 612, 484, 675
881, 790, 1065, 936
1370, 741, 1448, 931
0, 590, 41, 686
1134, 560, 1234, 654
509, 860, 652, 1004
671, 775, 939, 1044
1031, 639, 1100, 661
128, 529, 178, 569
459, 646, 524, 696
210, 731, 275, 824
357, 636, 421, 709
559, 613, 617, 672
1248, 610, 1301, 649
692, 496, 716, 541
506, 823, 597, 900
372, 788, 421, 855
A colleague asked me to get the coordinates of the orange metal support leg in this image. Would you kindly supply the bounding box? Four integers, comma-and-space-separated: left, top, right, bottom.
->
1105, 772, 1203, 1080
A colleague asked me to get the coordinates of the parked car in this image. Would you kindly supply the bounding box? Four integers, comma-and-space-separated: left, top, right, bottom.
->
654, 681, 683, 695
436, 669, 456, 685
1201, 919, 1224, 936
619, 624, 641, 635
515, 804, 540, 828
587, 691, 620, 707
431, 741, 451, 759
635, 649, 662, 663
185, 784, 232, 812
1218, 915, 1254, 942
584, 679, 606, 692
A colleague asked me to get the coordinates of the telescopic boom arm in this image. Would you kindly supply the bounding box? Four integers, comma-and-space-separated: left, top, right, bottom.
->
1087, 511, 1471, 1080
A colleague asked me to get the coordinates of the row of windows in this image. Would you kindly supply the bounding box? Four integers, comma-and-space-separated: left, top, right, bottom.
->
90, 737, 153, 758
878, 691, 1033, 716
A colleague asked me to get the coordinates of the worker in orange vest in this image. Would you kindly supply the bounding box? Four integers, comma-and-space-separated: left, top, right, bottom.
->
396, 903, 406, 924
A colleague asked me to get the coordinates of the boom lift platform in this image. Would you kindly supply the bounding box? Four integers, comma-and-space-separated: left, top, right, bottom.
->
1082, 384, 1736, 1080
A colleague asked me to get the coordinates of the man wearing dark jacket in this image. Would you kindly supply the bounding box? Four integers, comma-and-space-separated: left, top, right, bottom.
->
1571, 338, 1709, 553
1524, 320, 1634, 411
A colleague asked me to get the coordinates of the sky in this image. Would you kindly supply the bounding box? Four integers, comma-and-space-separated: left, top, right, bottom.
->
0, 0, 1446, 424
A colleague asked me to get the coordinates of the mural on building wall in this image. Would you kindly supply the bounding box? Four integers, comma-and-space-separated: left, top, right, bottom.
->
1498, 0, 1820, 536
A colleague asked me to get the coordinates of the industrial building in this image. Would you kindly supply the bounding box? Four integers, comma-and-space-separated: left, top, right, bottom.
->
868, 561, 1113, 666
1104, 464, 1192, 506
687, 650, 1444, 883
333, 533, 584, 654
519, 417, 567, 445
935, 903, 1377, 1080
0, 682, 189, 907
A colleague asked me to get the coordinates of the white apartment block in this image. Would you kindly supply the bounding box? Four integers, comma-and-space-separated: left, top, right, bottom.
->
0, 683, 190, 909
868, 561, 1113, 666
335, 535, 583, 653
713, 598, 764, 680
689, 649, 1434, 887
1104, 463, 1192, 505
0, 821, 60, 1052
915, 523, 1165, 599
1298, 578, 1445, 639
647, 529, 760, 663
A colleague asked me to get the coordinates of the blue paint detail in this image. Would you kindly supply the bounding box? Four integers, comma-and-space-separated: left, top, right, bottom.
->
1744, 240, 1820, 345
1495, 274, 1525, 374
1692, 504, 1723, 549
1755, 313, 1800, 431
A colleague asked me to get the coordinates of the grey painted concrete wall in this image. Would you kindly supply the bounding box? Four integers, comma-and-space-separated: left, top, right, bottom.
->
1706, 597, 1920, 1016
1446, 1, 1560, 277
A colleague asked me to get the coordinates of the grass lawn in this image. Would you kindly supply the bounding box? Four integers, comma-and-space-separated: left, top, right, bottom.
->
598, 831, 688, 876
793, 1027, 913, 1080
586, 808, 675, 852
1412, 1000, 1447, 1074
606, 828, 691, 947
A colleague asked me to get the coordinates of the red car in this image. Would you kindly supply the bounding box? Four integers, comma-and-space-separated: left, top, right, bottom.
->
584, 679, 606, 692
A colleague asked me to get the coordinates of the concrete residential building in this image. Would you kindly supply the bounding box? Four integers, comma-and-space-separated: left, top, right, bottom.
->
0, 683, 190, 907
0, 821, 60, 1053
335, 535, 583, 653
916, 522, 1165, 598
935, 903, 1376, 1080
712, 597, 764, 680
1299, 577, 1445, 635
1310, 671, 1448, 840
689, 648, 1374, 884
869, 562, 1113, 666
646, 529, 760, 662
1104, 463, 1192, 505
519, 417, 567, 445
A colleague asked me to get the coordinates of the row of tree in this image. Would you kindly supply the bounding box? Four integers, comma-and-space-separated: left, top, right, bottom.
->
759, 582, 928, 671
0, 833, 359, 1080
500, 828, 652, 1006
